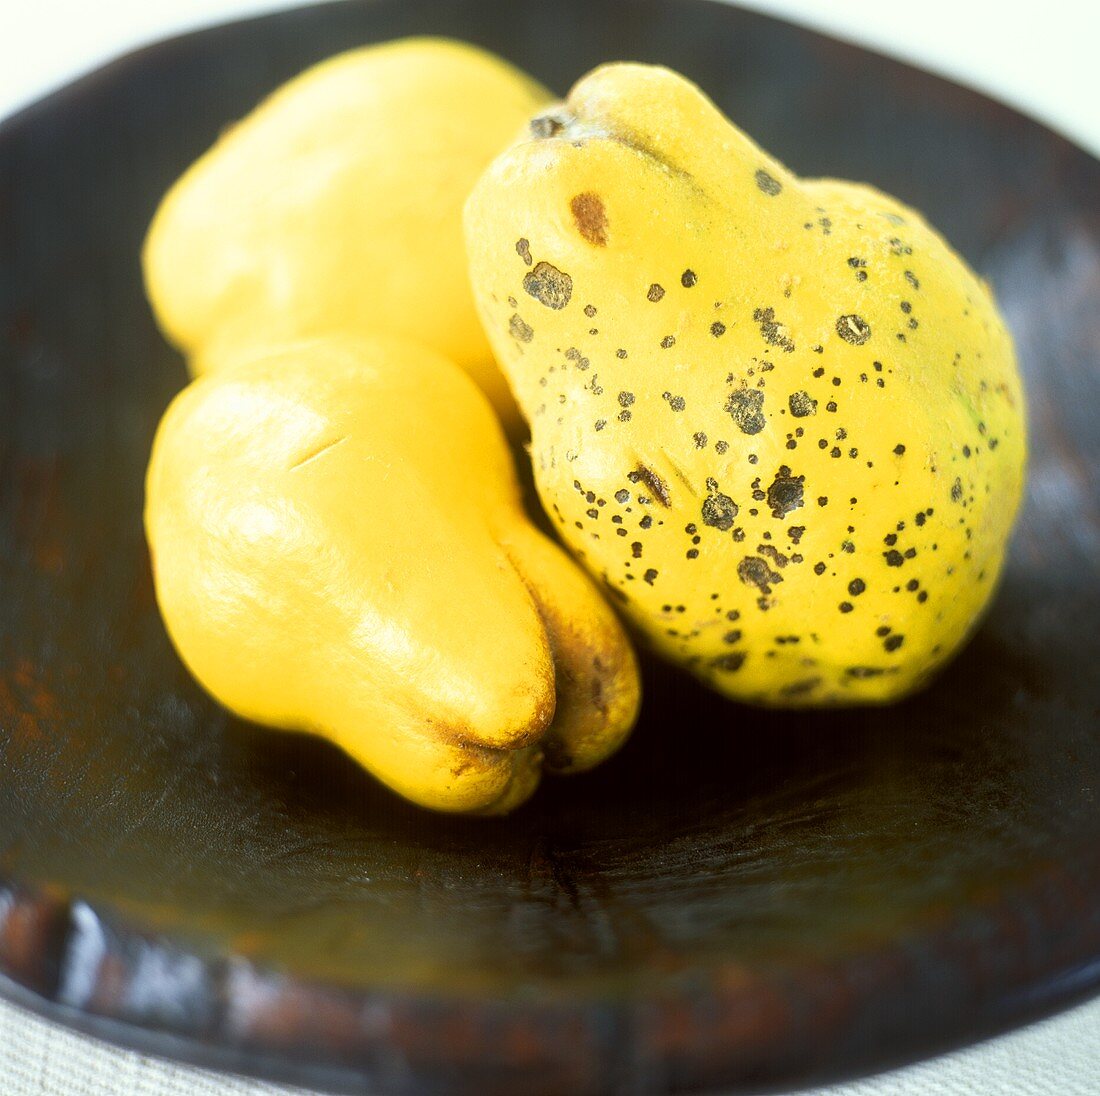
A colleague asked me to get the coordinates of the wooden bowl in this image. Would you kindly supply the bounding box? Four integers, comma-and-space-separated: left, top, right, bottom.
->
1, 1, 1098, 1092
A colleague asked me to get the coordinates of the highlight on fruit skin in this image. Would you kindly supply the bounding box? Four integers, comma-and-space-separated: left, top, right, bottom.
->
464, 61, 1027, 707
144, 334, 640, 814
142, 37, 550, 430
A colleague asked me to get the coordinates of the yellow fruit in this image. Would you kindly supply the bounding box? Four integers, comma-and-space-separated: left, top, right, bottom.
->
142, 37, 549, 427
144, 335, 639, 812
465, 63, 1027, 705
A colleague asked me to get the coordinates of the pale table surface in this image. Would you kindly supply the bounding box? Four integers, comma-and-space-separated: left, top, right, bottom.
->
2, 992, 1099, 1095
1, 1, 1098, 1093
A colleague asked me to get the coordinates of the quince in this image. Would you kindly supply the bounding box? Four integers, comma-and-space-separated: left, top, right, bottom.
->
465, 63, 1026, 704
143, 38, 548, 427
145, 335, 639, 812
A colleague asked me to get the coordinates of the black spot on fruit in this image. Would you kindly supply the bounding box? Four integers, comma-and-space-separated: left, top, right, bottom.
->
755, 169, 782, 195
681, 269, 698, 288
766, 467, 805, 519
753, 307, 795, 352
515, 239, 532, 266
523, 262, 572, 309
564, 348, 589, 372
726, 387, 766, 435
836, 314, 872, 345
952, 477, 964, 502
647, 283, 665, 302
712, 652, 746, 672
848, 578, 866, 596
758, 544, 789, 569
738, 555, 783, 594
702, 480, 738, 530
508, 314, 534, 343
570, 193, 608, 246
788, 390, 817, 417
781, 677, 821, 697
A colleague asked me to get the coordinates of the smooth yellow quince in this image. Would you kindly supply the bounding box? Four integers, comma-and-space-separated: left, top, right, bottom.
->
144, 335, 639, 813
465, 63, 1027, 705
142, 37, 549, 426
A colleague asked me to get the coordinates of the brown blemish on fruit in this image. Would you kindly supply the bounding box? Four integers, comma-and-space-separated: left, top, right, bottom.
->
530, 112, 566, 138
570, 193, 608, 246
627, 465, 671, 507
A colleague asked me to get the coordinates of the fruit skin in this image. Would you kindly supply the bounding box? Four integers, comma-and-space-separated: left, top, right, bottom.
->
144, 335, 639, 813
142, 37, 549, 428
464, 63, 1027, 706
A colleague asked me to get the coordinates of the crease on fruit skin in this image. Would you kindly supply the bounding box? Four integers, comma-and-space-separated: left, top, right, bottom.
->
464, 62, 1027, 708
497, 526, 641, 774
145, 334, 640, 813
529, 104, 706, 192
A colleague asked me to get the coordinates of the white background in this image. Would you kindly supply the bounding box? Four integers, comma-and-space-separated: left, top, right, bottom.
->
1, 0, 1099, 155
1, 1, 1099, 1094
